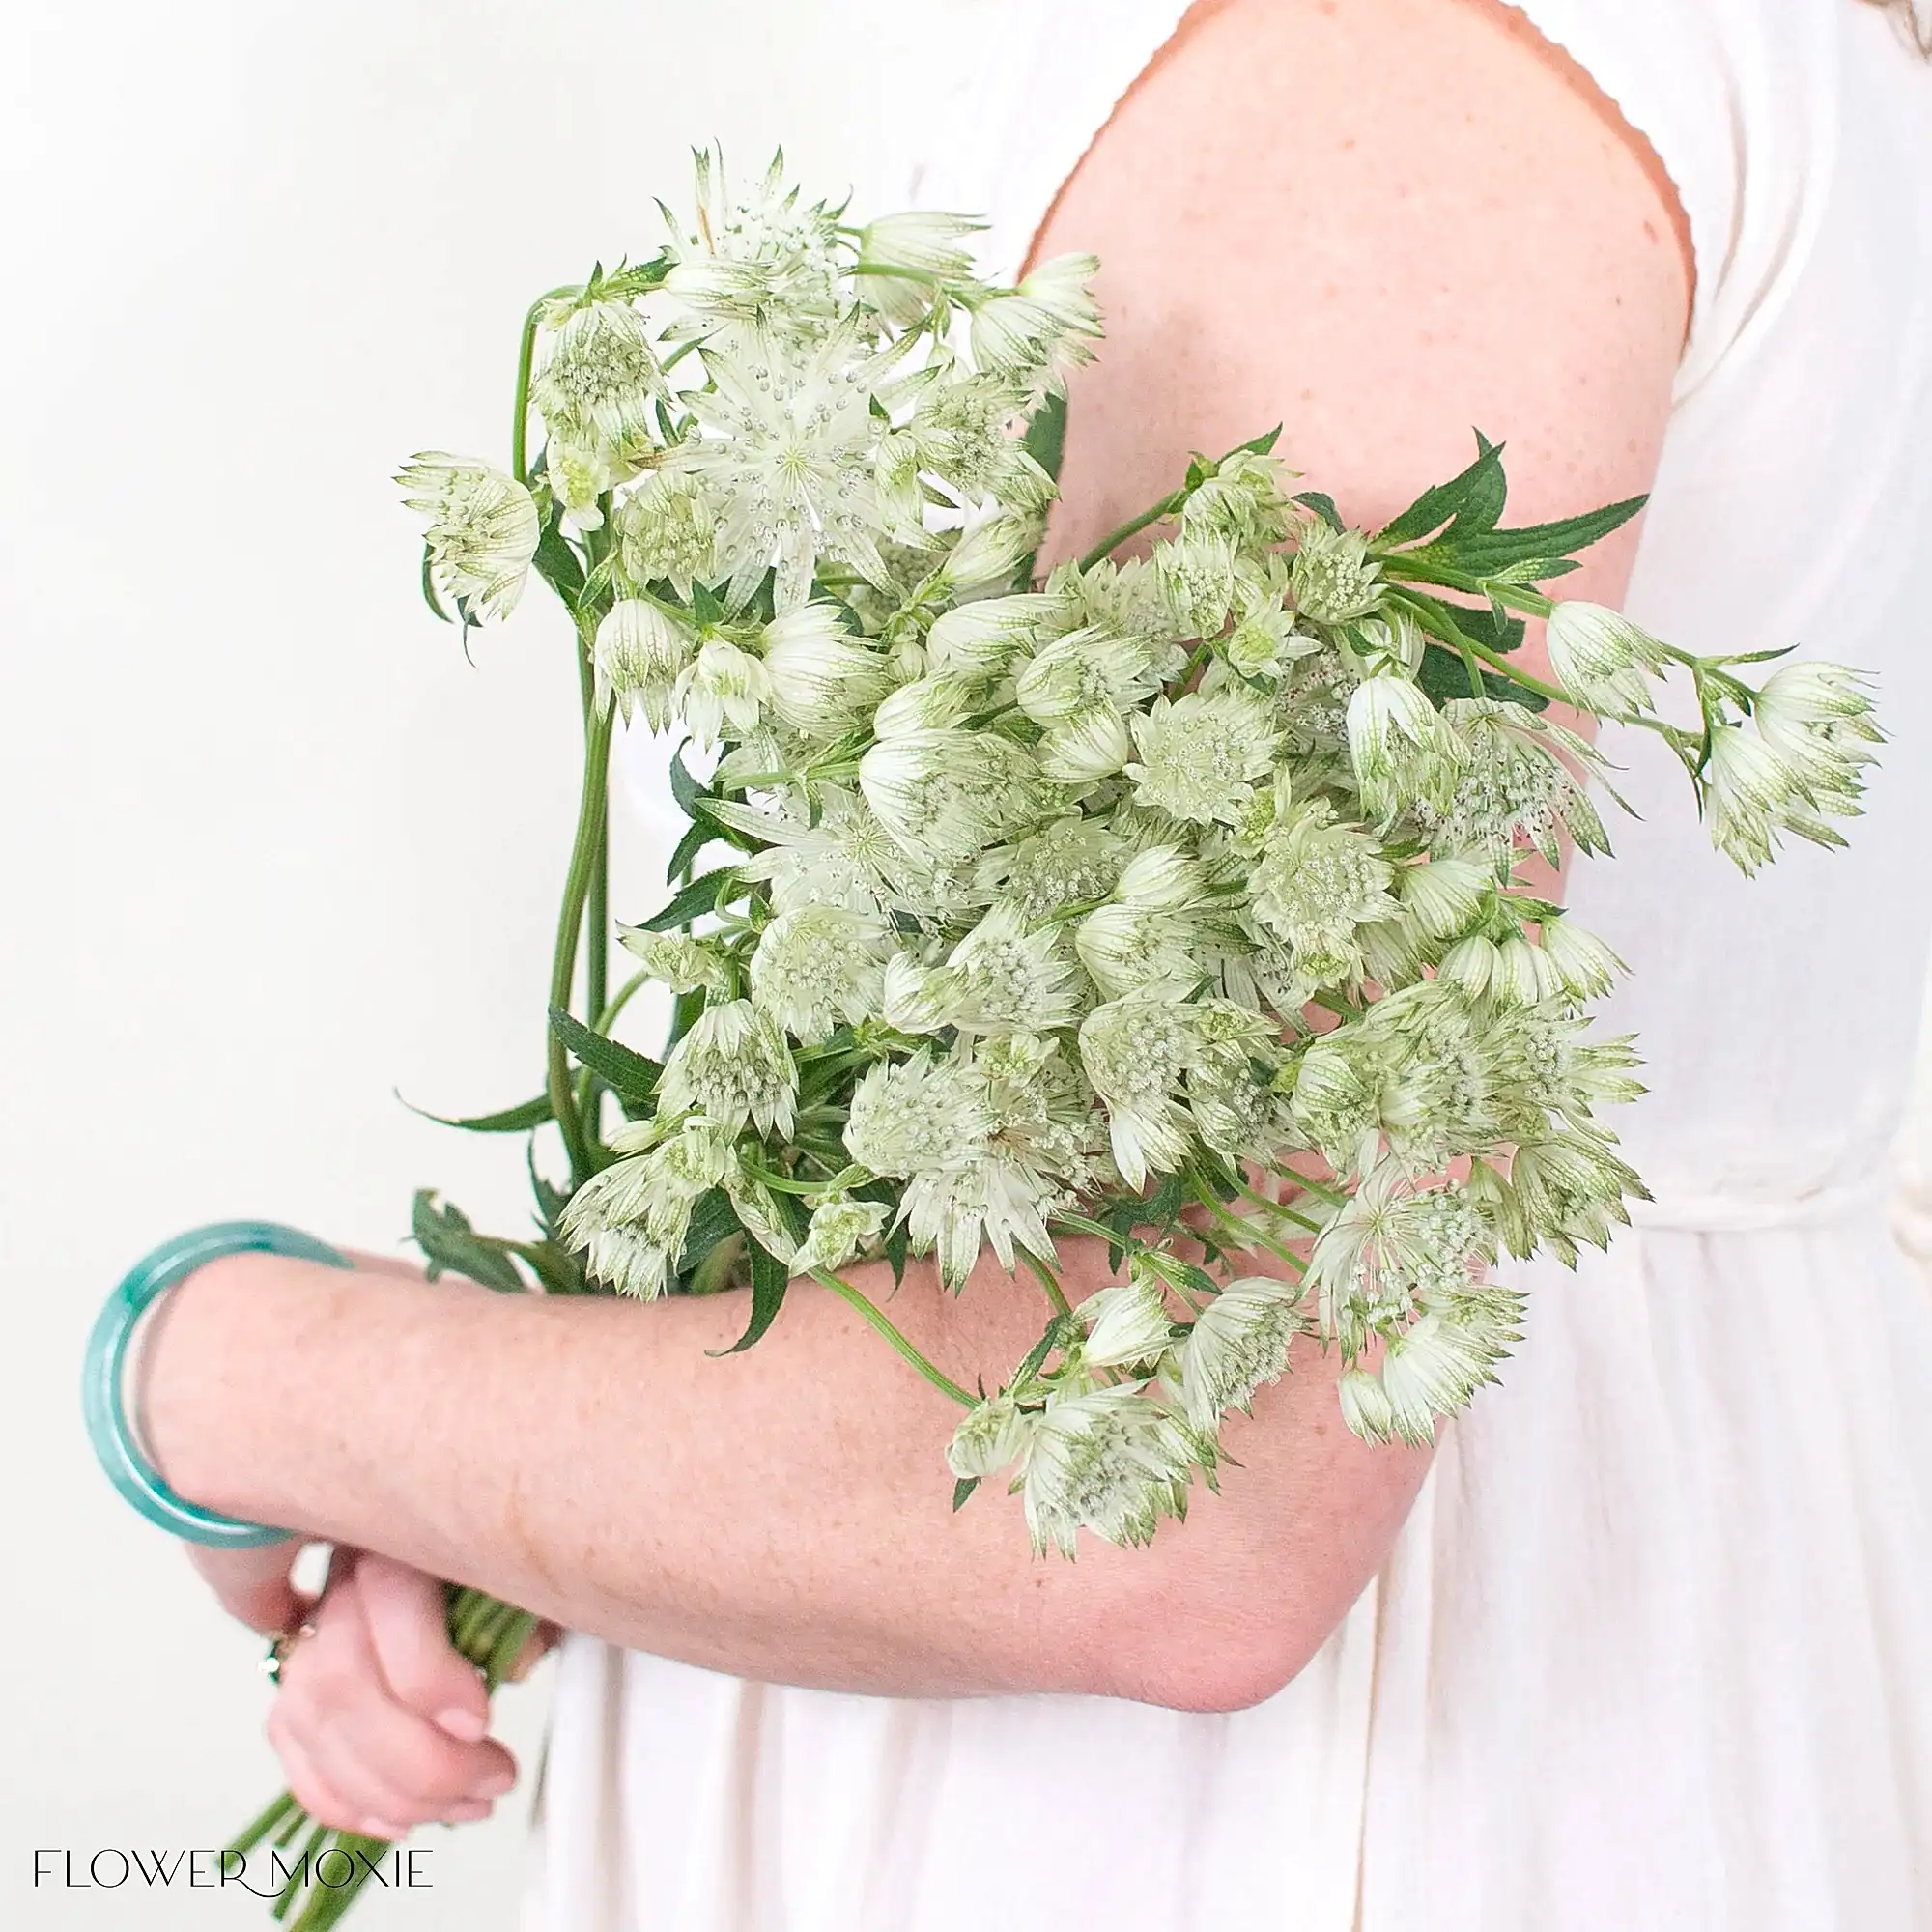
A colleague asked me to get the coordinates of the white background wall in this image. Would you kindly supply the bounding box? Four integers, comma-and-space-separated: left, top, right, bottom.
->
3, 4, 1929, 1929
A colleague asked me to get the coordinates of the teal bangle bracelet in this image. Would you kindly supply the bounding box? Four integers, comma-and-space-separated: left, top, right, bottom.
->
81, 1221, 351, 1548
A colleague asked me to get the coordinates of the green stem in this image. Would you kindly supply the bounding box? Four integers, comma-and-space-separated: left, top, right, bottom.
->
548, 670, 616, 1186
1018, 1246, 1073, 1316
809, 1268, 977, 1407
595, 966, 653, 1034
1078, 489, 1185, 571
510, 285, 582, 485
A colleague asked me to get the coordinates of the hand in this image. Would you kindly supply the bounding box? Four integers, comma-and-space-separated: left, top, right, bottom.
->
262, 1549, 533, 1839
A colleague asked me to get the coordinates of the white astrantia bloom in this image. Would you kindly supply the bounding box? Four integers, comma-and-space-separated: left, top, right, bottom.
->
1336, 1365, 1399, 1444
616, 926, 733, 997
1154, 533, 1240, 639
760, 602, 890, 735
1544, 601, 1670, 714
1018, 1384, 1201, 1556
1289, 516, 1383, 626
945, 902, 1085, 1036
750, 903, 890, 1042
942, 507, 1040, 594
1506, 1128, 1644, 1265
1077, 991, 1201, 1187
723, 786, 901, 915
669, 324, 891, 611
595, 599, 692, 728
614, 473, 716, 601
1347, 674, 1443, 820
1750, 660, 1881, 797
1307, 1167, 1494, 1339
658, 999, 798, 1138
1394, 856, 1492, 943
902, 1150, 1060, 1286
925, 592, 1067, 683
676, 636, 770, 746
1250, 800, 1400, 982
1038, 708, 1133, 786
1174, 1276, 1308, 1434
1703, 722, 1804, 875
878, 951, 957, 1035
1536, 915, 1625, 1001
1376, 1294, 1524, 1448
398, 454, 540, 623
1180, 448, 1291, 548
858, 728, 1048, 865
853, 210, 983, 325
1015, 627, 1171, 726
1075, 845, 1231, 999
844, 1050, 994, 1179
1002, 817, 1130, 920
1126, 688, 1279, 827
530, 298, 664, 457
1074, 1274, 1175, 1371
966, 253, 1102, 396
559, 1118, 734, 1299
871, 674, 978, 738
908, 373, 1056, 513
947, 1393, 1036, 1482
1419, 699, 1611, 869
792, 1195, 892, 1275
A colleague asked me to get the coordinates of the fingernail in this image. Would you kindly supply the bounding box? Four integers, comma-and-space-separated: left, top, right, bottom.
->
361, 1818, 410, 1840
434, 1707, 488, 1742
444, 1800, 492, 1823
473, 1770, 515, 1799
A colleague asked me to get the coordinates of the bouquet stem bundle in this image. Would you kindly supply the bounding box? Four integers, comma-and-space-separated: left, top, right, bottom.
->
228, 151, 1877, 1923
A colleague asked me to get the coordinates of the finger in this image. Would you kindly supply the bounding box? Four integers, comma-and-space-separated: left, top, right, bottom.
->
266, 1703, 366, 1837
188, 1541, 306, 1635
278, 1577, 515, 1828
355, 1554, 489, 1742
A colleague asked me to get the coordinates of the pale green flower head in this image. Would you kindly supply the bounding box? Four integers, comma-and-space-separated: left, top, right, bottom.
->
1015, 626, 1166, 727
902, 1151, 1059, 1285
676, 636, 770, 746
844, 1049, 993, 1179
1394, 856, 1492, 944
1250, 801, 1399, 980
530, 298, 665, 458
1074, 1275, 1175, 1372
1002, 817, 1130, 920
1175, 1277, 1308, 1433
966, 252, 1101, 397
1180, 448, 1292, 548
1346, 673, 1443, 821
614, 473, 716, 602
858, 728, 1047, 865
1154, 533, 1240, 639
945, 902, 1085, 1037
1536, 916, 1625, 1002
750, 903, 890, 1043
1126, 688, 1279, 827
1416, 700, 1609, 870
398, 453, 539, 624
1544, 601, 1669, 714
617, 927, 733, 997
760, 603, 890, 736
793, 1195, 892, 1275
1290, 517, 1383, 626
1019, 1385, 1200, 1557
942, 508, 1041, 595
1506, 1128, 1642, 1266
1750, 660, 1880, 800
595, 598, 692, 729
1077, 991, 1201, 1187
947, 1392, 1035, 1482
853, 209, 983, 326
925, 593, 1067, 684
1038, 708, 1132, 786
659, 998, 798, 1138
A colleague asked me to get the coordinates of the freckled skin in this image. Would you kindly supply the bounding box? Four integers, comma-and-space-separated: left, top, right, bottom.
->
155, 0, 1689, 1774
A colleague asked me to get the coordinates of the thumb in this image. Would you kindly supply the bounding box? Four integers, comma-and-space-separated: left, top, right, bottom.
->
353, 1553, 490, 1744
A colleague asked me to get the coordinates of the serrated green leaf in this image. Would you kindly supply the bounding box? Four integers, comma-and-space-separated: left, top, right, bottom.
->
712, 1239, 792, 1355
400, 1091, 552, 1134
547, 1006, 662, 1105
1417, 640, 1547, 712
690, 581, 724, 627
1145, 1173, 1185, 1230
1022, 390, 1067, 484
1293, 490, 1345, 531
1240, 425, 1283, 457
1378, 431, 1508, 548
638, 865, 741, 932
531, 522, 586, 605
1438, 495, 1646, 575
666, 815, 715, 886
668, 744, 707, 818
411, 1190, 527, 1293
527, 1144, 575, 1247
952, 1476, 981, 1512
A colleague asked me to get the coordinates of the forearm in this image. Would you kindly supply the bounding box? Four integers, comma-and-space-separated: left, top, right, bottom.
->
144, 1247, 1427, 1709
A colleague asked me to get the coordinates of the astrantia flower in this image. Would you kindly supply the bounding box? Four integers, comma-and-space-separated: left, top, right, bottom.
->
908, 374, 1055, 512
530, 298, 665, 459
669, 324, 891, 611
1702, 722, 1804, 875
1337, 1366, 1398, 1443
1750, 660, 1881, 796
614, 472, 716, 601
1038, 707, 1134, 786
559, 1118, 734, 1298
1002, 817, 1130, 919
925, 592, 1067, 684
942, 508, 1041, 595
1018, 1385, 1201, 1557
760, 603, 890, 735
398, 454, 539, 623
1418, 700, 1610, 868
1250, 801, 1399, 982
1307, 1168, 1493, 1340
1074, 1274, 1175, 1371
1347, 674, 1445, 820
675, 637, 770, 746
858, 728, 1048, 865
1180, 449, 1291, 548
947, 1392, 1035, 1482
844, 1049, 992, 1179
595, 599, 692, 728
1126, 689, 1279, 827
945, 902, 1085, 1036
902, 1151, 1060, 1287
658, 999, 798, 1137
1544, 601, 1669, 714
1506, 1128, 1644, 1265
792, 1195, 892, 1274
1290, 518, 1383, 625
1154, 533, 1240, 639
750, 903, 889, 1041
1077, 991, 1201, 1187
966, 253, 1102, 396
1394, 856, 1492, 943
1375, 1289, 1526, 1447
616, 926, 733, 997
1536, 915, 1625, 1001
1174, 1276, 1308, 1433
1075, 846, 1231, 999
854, 210, 983, 326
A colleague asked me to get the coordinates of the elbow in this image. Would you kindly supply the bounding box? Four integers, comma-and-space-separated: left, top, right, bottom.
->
1072, 1565, 1339, 1715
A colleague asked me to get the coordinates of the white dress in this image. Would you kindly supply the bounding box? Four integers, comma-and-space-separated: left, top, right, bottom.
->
525, 3, 1932, 1925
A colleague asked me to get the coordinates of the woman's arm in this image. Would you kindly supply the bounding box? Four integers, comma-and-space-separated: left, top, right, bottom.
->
144, 0, 1689, 1723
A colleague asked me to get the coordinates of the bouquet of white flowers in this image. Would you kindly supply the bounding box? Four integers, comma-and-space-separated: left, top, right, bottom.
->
230, 150, 1877, 1925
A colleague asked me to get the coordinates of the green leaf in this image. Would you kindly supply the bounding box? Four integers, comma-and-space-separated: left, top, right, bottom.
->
637, 865, 741, 932
1293, 490, 1345, 532
885, 1220, 909, 1289
547, 1006, 662, 1106
712, 1239, 792, 1355
411, 1191, 527, 1293
1377, 432, 1508, 548
690, 581, 725, 627
531, 522, 586, 605
952, 1476, 981, 1512
1145, 1172, 1185, 1230
400, 1091, 552, 1135
1417, 640, 1547, 712
527, 1145, 575, 1247
666, 815, 715, 886
1022, 389, 1067, 484
1240, 425, 1283, 456
419, 546, 453, 624
668, 744, 708, 818
676, 1186, 743, 1277
1438, 494, 1647, 575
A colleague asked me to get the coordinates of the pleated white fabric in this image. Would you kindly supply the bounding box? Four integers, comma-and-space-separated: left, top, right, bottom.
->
526, 3, 1932, 1924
